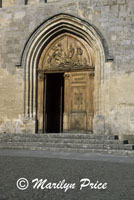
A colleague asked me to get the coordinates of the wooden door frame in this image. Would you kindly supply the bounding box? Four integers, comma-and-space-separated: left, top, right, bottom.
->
37, 71, 64, 133
37, 68, 94, 134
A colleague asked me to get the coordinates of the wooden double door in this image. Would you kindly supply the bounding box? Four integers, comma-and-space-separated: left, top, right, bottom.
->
37, 70, 94, 133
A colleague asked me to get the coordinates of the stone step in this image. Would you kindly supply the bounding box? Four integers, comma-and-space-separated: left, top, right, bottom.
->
0, 138, 127, 144
0, 133, 133, 155
0, 133, 119, 140
0, 145, 134, 156
0, 142, 133, 150
44, 143, 134, 150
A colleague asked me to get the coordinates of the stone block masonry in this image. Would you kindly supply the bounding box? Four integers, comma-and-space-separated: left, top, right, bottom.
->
0, 0, 134, 135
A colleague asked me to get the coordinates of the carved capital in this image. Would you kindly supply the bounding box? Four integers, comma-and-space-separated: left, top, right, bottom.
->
38, 73, 44, 80
64, 74, 70, 79
89, 72, 95, 79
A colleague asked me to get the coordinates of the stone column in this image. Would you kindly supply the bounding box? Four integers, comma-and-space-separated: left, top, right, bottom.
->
37, 73, 44, 133
63, 73, 70, 132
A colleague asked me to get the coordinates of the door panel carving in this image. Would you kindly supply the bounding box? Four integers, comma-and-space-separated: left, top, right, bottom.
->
72, 87, 86, 111
64, 71, 94, 132
71, 114, 86, 130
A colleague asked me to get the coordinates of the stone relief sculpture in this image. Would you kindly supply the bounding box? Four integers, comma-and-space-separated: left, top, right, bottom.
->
47, 43, 65, 66
42, 36, 94, 70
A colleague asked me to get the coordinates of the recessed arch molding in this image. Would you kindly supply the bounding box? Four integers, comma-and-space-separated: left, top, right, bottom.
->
20, 13, 113, 133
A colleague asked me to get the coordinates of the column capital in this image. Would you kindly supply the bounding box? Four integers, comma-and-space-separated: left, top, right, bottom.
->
64, 73, 70, 79
38, 73, 44, 80
89, 72, 95, 79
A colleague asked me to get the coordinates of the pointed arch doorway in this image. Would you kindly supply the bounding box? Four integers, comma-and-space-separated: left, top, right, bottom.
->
37, 33, 95, 133
21, 14, 108, 134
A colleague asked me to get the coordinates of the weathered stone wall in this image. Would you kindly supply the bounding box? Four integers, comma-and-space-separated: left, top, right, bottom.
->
0, 0, 134, 134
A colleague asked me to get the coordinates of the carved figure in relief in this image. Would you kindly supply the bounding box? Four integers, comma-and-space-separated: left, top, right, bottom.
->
73, 47, 83, 66
68, 44, 75, 58
77, 47, 83, 56
83, 57, 88, 66
47, 43, 64, 66
64, 44, 75, 64
45, 40, 91, 69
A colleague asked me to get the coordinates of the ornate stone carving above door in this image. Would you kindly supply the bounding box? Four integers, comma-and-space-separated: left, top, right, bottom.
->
39, 34, 95, 71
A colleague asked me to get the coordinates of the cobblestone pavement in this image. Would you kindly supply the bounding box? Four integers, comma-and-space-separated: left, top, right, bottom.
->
0, 150, 134, 200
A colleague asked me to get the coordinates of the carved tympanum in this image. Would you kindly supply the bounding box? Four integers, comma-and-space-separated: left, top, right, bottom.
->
40, 35, 94, 70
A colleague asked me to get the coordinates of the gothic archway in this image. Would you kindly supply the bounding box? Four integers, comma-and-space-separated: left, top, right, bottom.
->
38, 33, 95, 133
20, 14, 110, 133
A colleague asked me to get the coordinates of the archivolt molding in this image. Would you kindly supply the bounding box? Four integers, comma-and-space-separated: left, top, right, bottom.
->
21, 14, 108, 120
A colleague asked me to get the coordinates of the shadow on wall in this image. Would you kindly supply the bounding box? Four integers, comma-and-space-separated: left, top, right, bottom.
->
25, 0, 47, 5
0, 0, 48, 7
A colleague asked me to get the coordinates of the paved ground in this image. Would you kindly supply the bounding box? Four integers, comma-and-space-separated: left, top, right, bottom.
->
0, 150, 134, 200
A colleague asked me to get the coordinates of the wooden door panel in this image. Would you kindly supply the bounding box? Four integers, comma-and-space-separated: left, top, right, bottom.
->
71, 73, 87, 83
71, 86, 86, 112
70, 72, 87, 132
64, 71, 94, 132
70, 113, 86, 130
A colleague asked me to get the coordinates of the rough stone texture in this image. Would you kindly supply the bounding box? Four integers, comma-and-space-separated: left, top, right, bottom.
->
0, 153, 134, 200
0, 0, 134, 135
2, 0, 26, 7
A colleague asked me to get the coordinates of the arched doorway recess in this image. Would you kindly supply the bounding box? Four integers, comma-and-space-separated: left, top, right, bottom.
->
20, 14, 109, 133
38, 33, 95, 133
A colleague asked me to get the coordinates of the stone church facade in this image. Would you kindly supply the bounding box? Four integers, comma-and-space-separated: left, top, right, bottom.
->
0, 0, 134, 137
